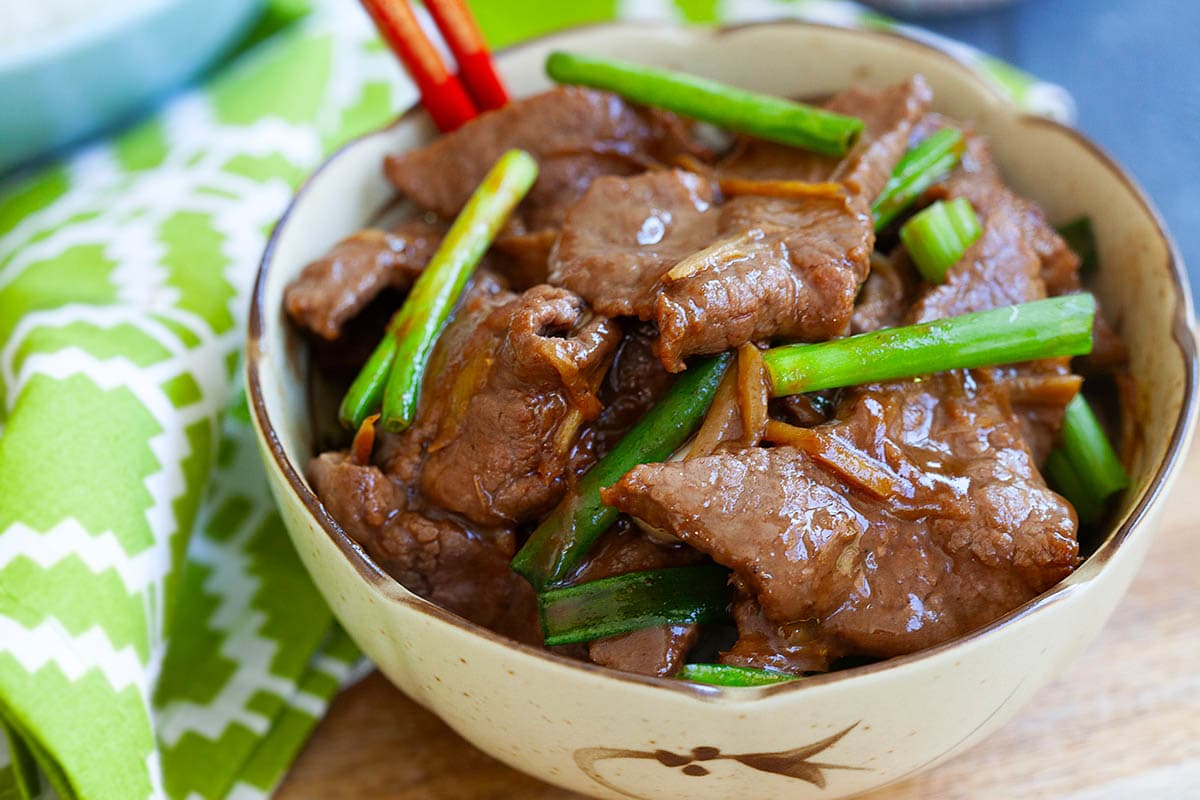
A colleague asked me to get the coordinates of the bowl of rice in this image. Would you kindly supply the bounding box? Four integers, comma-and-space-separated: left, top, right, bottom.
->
0, 0, 262, 173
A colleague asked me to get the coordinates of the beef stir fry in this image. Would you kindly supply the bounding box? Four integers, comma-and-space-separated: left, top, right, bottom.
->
286, 54, 1129, 685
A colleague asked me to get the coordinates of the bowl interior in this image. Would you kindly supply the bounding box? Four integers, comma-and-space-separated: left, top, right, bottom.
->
250, 20, 1197, 684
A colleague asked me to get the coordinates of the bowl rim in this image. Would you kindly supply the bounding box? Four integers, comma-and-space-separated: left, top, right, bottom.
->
246, 18, 1199, 701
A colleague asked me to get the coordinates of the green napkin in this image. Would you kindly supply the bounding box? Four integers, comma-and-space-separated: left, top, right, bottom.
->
0, 1, 1071, 798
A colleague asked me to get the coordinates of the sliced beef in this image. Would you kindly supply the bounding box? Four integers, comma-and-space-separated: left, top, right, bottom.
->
574, 322, 676, 468
372, 270, 514, 486
912, 133, 1077, 321
603, 371, 1079, 659
417, 285, 621, 526
308, 452, 539, 643
492, 228, 559, 289
653, 77, 932, 371
549, 169, 718, 317
717, 78, 937, 186
720, 592, 839, 675
851, 248, 918, 333
573, 523, 706, 677
772, 392, 838, 429
589, 625, 701, 677
652, 196, 869, 372
979, 361, 1082, 465
717, 137, 831, 184
384, 87, 698, 232
906, 131, 1087, 462
285, 219, 442, 340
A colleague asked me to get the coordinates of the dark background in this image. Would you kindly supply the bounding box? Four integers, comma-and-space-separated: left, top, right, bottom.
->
908, 0, 1199, 305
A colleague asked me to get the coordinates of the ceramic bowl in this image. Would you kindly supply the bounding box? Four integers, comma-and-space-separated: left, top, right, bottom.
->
246, 21, 1198, 799
0, 0, 262, 173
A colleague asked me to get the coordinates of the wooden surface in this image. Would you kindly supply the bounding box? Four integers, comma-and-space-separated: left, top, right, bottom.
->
278, 437, 1200, 799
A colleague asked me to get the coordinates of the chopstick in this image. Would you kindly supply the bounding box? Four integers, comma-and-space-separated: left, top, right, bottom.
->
424, 0, 510, 111
360, 0, 479, 131
360, 0, 510, 131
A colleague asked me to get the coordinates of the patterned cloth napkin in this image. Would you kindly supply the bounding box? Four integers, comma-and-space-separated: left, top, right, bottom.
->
0, 1, 1071, 798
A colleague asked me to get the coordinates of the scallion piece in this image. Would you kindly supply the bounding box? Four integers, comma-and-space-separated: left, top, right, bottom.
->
1057, 216, 1098, 274
677, 663, 798, 687
900, 197, 982, 283
872, 127, 965, 230
545, 51, 863, 157
1057, 393, 1129, 505
512, 353, 733, 591
538, 565, 731, 647
1044, 448, 1102, 526
339, 320, 400, 430
368, 149, 538, 432
763, 294, 1096, 397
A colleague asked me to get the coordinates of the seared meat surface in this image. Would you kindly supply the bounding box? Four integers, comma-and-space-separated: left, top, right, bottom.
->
288, 78, 1121, 679
652, 77, 932, 370
604, 372, 1079, 662
309, 452, 540, 644
385, 86, 700, 232
417, 284, 620, 526
285, 219, 443, 340
550, 169, 718, 318
573, 524, 705, 677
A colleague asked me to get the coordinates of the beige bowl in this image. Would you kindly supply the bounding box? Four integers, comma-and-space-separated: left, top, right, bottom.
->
246, 21, 1198, 799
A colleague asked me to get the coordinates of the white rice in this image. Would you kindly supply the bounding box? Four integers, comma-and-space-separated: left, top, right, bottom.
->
0, 0, 159, 50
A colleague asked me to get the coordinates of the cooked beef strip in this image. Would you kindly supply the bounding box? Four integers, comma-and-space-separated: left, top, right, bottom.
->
309, 280, 619, 639
492, 228, 559, 289
384, 87, 699, 232
573, 321, 676, 468
644, 116, 1086, 665
603, 370, 1079, 660
305, 276, 547, 640
549, 169, 719, 317
590, 625, 702, 677
851, 247, 918, 334
980, 361, 1082, 465
572, 523, 706, 677
907, 130, 1085, 463
718, 79, 936, 185
285, 219, 443, 340
717, 136, 832, 184
720, 589, 839, 675
914, 132, 1078, 321
416, 285, 621, 527
372, 273, 515, 486
308, 452, 540, 644
652, 77, 932, 371
923, 130, 1125, 377
295, 76, 1126, 678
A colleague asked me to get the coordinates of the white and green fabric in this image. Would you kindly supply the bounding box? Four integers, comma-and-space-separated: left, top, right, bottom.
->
0, 1, 1071, 798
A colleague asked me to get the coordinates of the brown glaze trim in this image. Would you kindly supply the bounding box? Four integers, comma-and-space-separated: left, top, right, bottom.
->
245, 19, 1199, 702
574, 721, 864, 797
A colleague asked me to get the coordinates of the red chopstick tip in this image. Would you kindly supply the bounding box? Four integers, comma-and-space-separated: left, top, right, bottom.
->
423, 77, 478, 131
423, 0, 510, 111
360, 0, 482, 131
458, 51, 509, 110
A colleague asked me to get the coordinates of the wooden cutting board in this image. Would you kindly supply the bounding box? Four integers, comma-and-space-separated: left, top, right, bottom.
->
278, 430, 1200, 799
